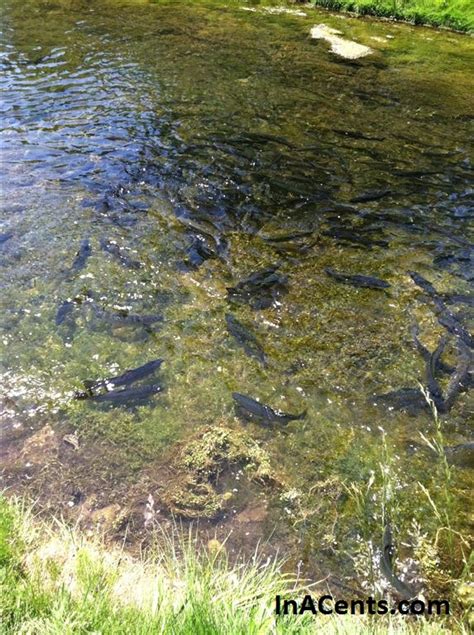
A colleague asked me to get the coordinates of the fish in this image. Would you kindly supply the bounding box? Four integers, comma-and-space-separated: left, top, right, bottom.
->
55, 300, 75, 325
408, 271, 438, 298
443, 340, 472, 411
232, 392, 306, 425
444, 442, 474, 469
325, 268, 390, 290
100, 238, 142, 269
261, 230, 317, 255
443, 294, 474, 308
0, 232, 13, 245
91, 304, 163, 329
227, 266, 288, 310
393, 169, 441, 178
265, 178, 315, 198
409, 273, 474, 347
226, 132, 295, 148
225, 314, 267, 366
412, 324, 473, 406
433, 247, 473, 282
77, 358, 164, 398
409, 270, 474, 310
411, 324, 454, 376
331, 128, 385, 142
70, 239, 91, 272
261, 230, 315, 243
185, 235, 216, 268
350, 189, 392, 204
424, 336, 448, 411
90, 383, 162, 405
370, 388, 429, 416
323, 228, 389, 249
55, 299, 77, 342
433, 299, 474, 349
380, 524, 415, 597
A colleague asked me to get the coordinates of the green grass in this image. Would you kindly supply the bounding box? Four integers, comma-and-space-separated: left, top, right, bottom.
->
310, 0, 474, 32
0, 496, 471, 634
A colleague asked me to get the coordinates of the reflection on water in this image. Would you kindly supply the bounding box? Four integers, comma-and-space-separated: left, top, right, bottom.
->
1, 0, 473, 591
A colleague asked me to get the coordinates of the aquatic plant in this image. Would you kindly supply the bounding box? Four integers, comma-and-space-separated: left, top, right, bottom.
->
343, 403, 472, 628
161, 424, 276, 518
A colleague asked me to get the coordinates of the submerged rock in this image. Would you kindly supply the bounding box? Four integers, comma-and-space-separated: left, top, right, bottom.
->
20, 425, 59, 465
161, 426, 277, 519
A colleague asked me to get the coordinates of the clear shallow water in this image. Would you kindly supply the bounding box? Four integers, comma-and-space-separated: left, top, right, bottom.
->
1, 0, 473, 591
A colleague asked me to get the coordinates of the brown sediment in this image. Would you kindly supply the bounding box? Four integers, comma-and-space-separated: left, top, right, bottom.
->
0, 416, 285, 559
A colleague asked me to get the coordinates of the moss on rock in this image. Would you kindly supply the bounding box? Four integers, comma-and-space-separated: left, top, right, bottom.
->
162, 424, 276, 519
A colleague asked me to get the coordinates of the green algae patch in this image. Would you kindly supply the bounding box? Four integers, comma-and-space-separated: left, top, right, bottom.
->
162, 425, 277, 519
178, 426, 273, 480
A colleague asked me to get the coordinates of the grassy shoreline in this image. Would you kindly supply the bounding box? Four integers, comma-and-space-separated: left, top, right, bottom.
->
1, 496, 471, 634
308, 0, 474, 33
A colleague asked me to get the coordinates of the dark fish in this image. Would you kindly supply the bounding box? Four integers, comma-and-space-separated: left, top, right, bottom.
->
261, 230, 317, 255
408, 271, 438, 298
0, 233, 13, 245
431, 227, 472, 248
265, 177, 315, 198
443, 294, 474, 308
434, 300, 474, 349
175, 214, 229, 258
380, 524, 415, 597
434, 247, 473, 282
55, 300, 75, 326
393, 169, 441, 177
370, 388, 429, 416
227, 266, 288, 310
325, 268, 390, 290
424, 336, 448, 411
323, 228, 389, 249
319, 203, 359, 215
225, 314, 267, 366
71, 239, 91, 272
90, 383, 162, 405
332, 128, 385, 142
91, 304, 163, 329
99, 212, 139, 229
350, 189, 392, 204
185, 235, 216, 268
411, 324, 454, 376
77, 358, 164, 397
444, 442, 474, 469
412, 324, 473, 404
227, 132, 295, 148
443, 341, 472, 411
100, 238, 142, 269
232, 392, 306, 425
409, 273, 474, 348
262, 230, 315, 243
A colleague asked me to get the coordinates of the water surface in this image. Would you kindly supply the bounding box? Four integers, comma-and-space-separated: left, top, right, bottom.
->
1, 0, 473, 594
